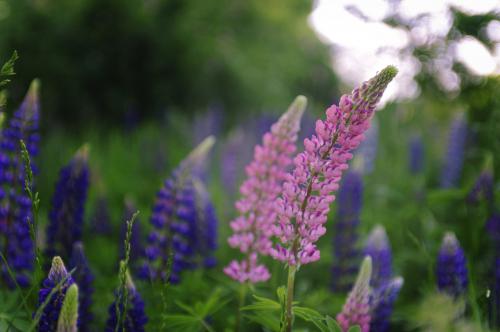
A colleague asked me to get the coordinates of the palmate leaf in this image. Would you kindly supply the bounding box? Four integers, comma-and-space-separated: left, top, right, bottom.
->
241, 295, 281, 312
162, 314, 200, 331
325, 316, 342, 332
243, 312, 280, 332
347, 326, 362, 332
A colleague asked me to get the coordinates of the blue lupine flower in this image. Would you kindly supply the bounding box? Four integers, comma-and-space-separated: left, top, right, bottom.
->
364, 225, 392, 288
332, 170, 363, 292
70, 242, 94, 332
370, 277, 404, 332
193, 180, 218, 268
467, 170, 494, 205
89, 195, 113, 235
356, 119, 379, 174
440, 116, 467, 188
408, 135, 424, 174
140, 137, 216, 283
121, 197, 143, 265
364, 225, 403, 332
0, 80, 39, 287
37, 256, 74, 332
105, 270, 147, 332
45, 145, 90, 262
436, 232, 468, 298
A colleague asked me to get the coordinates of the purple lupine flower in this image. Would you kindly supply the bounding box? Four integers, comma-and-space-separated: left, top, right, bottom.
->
364, 225, 392, 288
193, 180, 218, 268
356, 118, 379, 174
408, 135, 424, 174
271, 66, 397, 266
436, 232, 468, 298
224, 97, 306, 283
37, 256, 74, 332
105, 270, 147, 332
364, 225, 403, 332
140, 137, 215, 283
336, 256, 372, 332
440, 115, 467, 189
486, 213, 500, 246
467, 170, 494, 205
0, 80, 39, 287
45, 145, 90, 263
120, 197, 143, 266
370, 277, 403, 332
70, 242, 94, 332
332, 170, 363, 292
89, 195, 113, 235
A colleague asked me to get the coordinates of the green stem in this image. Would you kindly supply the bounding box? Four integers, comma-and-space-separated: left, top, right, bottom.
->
285, 266, 296, 332
235, 283, 247, 332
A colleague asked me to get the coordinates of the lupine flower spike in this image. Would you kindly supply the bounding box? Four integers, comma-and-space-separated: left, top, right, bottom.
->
332, 170, 363, 292
105, 268, 147, 332
141, 136, 215, 283
0, 80, 40, 287
56, 284, 79, 332
224, 96, 307, 283
45, 145, 90, 262
436, 232, 468, 298
70, 242, 94, 332
272, 66, 398, 267
440, 115, 467, 189
37, 256, 74, 332
89, 195, 113, 235
408, 135, 424, 175
370, 277, 403, 332
364, 225, 392, 288
364, 225, 403, 332
193, 179, 218, 268
336, 256, 373, 332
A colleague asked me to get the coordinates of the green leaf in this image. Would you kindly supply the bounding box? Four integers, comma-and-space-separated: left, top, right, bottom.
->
162, 314, 199, 331
241, 295, 281, 312
0, 50, 18, 89
348, 326, 362, 332
243, 313, 280, 332
294, 306, 329, 331
325, 316, 342, 332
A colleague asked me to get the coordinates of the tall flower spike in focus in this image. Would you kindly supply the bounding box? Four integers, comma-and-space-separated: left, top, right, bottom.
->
140, 136, 215, 283
332, 170, 363, 292
37, 256, 75, 332
224, 96, 307, 283
105, 268, 147, 332
272, 66, 398, 267
193, 179, 218, 268
336, 256, 372, 332
70, 242, 94, 332
56, 284, 79, 332
440, 115, 467, 189
436, 232, 468, 298
45, 145, 90, 263
0, 80, 40, 287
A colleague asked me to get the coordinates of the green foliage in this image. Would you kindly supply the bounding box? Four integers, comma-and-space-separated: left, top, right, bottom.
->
162, 288, 227, 331
0, 0, 336, 129
0, 50, 18, 107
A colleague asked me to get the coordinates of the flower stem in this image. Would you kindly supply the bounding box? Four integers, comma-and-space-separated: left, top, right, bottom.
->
285, 265, 296, 332
235, 283, 247, 332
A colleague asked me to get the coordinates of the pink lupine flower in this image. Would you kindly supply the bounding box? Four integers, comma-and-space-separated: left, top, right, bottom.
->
224, 96, 307, 283
337, 256, 373, 332
271, 66, 398, 266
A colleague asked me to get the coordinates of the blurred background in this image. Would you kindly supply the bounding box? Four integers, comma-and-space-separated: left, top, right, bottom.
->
0, 0, 499, 330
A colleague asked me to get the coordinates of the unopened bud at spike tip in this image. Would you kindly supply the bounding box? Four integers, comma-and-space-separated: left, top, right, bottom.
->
49, 256, 69, 283
57, 284, 79, 332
